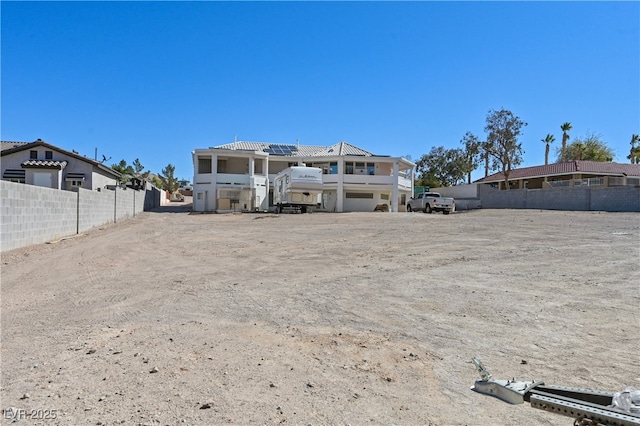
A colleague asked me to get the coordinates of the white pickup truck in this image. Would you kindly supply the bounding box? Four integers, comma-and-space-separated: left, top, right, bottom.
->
406, 192, 455, 214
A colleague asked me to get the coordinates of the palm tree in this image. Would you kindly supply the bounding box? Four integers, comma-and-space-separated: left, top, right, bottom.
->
560, 122, 572, 162
629, 134, 640, 164
541, 134, 555, 165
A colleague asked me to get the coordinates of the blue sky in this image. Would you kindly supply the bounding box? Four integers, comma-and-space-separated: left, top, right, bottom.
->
2, 1, 638, 182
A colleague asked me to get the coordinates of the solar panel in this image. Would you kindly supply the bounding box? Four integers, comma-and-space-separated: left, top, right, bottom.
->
265, 144, 298, 155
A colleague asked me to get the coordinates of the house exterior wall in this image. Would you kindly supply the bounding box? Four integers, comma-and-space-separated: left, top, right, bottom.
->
90, 170, 117, 190
192, 148, 414, 213
1, 147, 118, 190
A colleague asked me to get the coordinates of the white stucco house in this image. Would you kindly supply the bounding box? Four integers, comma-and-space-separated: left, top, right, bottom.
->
192, 141, 415, 213
1, 139, 121, 190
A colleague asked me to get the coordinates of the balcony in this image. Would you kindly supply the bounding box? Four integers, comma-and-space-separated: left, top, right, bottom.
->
215, 173, 250, 186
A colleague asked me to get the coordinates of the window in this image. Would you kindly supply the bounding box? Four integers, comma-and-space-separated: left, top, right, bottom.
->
346, 192, 373, 199
71, 180, 82, 187
45, 151, 53, 159
217, 159, 227, 173
30, 150, 38, 159
329, 162, 337, 174
198, 157, 212, 174
345, 162, 354, 174
380, 193, 389, 200
355, 162, 365, 174
367, 163, 375, 175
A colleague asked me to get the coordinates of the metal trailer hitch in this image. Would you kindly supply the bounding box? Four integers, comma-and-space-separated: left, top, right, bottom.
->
470, 357, 640, 426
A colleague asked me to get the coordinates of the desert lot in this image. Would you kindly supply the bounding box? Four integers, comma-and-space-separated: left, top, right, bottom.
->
1, 205, 638, 425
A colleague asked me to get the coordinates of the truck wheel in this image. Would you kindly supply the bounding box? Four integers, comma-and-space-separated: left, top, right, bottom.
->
425, 205, 432, 214
277, 204, 283, 214
443, 210, 450, 215
301, 206, 307, 213
406, 204, 412, 212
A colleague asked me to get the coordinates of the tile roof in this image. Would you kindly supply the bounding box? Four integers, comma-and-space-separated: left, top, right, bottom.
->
475, 161, 640, 183
21, 160, 68, 168
211, 140, 375, 157
1, 141, 29, 151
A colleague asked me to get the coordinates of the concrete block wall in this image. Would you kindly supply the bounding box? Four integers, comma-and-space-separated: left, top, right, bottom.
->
591, 187, 640, 212
478, 184, 640, 212
2, 181, 165, 252
115, 188, 135, 222
77, 187, 116, 233
1, 181, 77, 251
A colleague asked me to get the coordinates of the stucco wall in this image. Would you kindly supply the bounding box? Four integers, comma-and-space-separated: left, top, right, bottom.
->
1, 147, 118, 190
1, 181, 165, 251
432, 184, 479, 199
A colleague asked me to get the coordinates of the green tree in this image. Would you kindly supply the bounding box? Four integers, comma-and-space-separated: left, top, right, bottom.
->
159, 164, 180, 194
132, 158, 149, 178
460, 132, 483, 184
416, 146, 467, 187
559, 132, 614, 162
415, 172, 441, 189
484, 108, 527, 190
541, 133, 555, 165
560, 122, 572, 162
111, 159, 134, 183
628, 134, 640, 164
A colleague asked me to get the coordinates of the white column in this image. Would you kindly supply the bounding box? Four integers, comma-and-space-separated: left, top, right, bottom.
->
264, 156, 269, 210
411, 165, 415, 197
211, 154, 218, 211
337, 159, 344, 213
391, 161, 399, 213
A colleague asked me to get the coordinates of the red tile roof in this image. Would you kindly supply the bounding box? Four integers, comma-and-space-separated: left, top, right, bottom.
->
475, 161, 640, 183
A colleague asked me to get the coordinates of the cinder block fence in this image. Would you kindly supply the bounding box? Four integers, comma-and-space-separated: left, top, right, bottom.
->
0, 180, 164, 252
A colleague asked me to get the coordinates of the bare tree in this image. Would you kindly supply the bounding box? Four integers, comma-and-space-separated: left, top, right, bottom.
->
460, 132, 482, 184
484, 108, 527, 190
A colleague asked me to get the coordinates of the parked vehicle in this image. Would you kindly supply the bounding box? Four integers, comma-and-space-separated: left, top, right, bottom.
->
406, 192, 455, 214
273, 166, 323, 213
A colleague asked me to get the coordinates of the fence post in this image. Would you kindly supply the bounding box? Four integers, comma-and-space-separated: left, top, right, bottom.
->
114, 186, 117, 223
76, 188, 80, 234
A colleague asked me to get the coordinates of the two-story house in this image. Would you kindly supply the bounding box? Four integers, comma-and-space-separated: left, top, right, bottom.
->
192, 141, 415, 213
1, 139, 121, 190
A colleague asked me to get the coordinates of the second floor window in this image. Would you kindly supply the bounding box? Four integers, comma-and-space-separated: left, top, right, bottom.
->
345, 162, 354, 174
45, 151, 53, 159
30, 150, 38, 159
198, 157, 212, 174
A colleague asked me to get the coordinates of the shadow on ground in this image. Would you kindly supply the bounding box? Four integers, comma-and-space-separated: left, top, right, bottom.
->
149, 203, 193, 213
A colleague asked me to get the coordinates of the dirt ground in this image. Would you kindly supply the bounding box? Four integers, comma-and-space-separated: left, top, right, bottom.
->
1, 203, 638, 426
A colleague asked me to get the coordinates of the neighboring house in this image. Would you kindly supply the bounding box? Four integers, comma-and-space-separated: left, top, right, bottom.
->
1, 139, 121, 190
192, 141, 415, 213
475, 161, 640, 190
